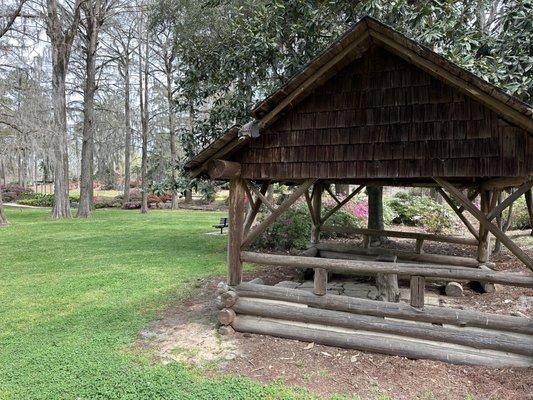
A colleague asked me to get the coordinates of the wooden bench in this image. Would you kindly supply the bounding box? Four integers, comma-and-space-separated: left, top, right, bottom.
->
213, 217, 229, 234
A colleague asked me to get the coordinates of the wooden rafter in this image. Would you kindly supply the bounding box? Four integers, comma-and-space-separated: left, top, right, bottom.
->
487, 180, 533, 221
434, 178, 533, 271
320, 185, 365, 226
241, 179, 316, 249
246, 181, 276, 212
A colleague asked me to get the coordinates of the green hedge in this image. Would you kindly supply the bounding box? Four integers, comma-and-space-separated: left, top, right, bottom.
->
253, 203, 365, 251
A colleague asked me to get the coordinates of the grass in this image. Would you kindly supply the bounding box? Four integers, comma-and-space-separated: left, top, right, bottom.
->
69, 189, 122, 198
0, 208, 325, 400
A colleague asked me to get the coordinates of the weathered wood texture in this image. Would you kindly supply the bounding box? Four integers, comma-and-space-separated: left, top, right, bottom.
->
207, 159, 241, 179
317, 243, 481, 268
235, 282, 533, 334
240, 251, 533, 287
410, 275, 425, 308
232, 45, 532, 180
320, 226, 478, 246
231, 315, 533, 367
233, 297, 533, 356
228, 178, 247, 285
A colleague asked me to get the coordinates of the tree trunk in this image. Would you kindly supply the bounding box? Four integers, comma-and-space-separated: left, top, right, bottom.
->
367, 186, 385, 244
122, 53, 132, 205
46, 0, 83, 220
0, 188, 9, 226
166, 57, 178, 210
51, 64, 71, 219
77, 2, 100, 218
139, 19, 149, 214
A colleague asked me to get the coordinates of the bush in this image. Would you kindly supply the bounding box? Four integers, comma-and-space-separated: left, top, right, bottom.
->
1, 184, 33, 202
18, 194, 54, 207
386, 192, 454, 232
147, 194, 161, 204
122, 201, 141, 209
504, 197, 531, 230
254, 202, 365, 251
93, 196, 121, 209
254, 205, 312, 251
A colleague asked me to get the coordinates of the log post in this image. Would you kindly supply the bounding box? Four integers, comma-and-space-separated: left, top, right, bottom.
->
415, 238, 424, 254
311, 182, 327, 295
228, 178, 246, 286
375, 255, 399, 302
477, 190, 491, 263
526, 189, 533, 236
410, 276, 425, 308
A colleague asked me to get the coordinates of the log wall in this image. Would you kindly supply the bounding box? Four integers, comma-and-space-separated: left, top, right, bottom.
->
233, 45, 532, 180
217, 282, 533, 367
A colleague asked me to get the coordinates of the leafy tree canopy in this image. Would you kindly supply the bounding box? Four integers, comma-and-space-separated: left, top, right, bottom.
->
150, 0, 533, 157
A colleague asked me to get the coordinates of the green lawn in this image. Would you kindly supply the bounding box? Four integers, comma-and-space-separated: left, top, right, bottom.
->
0, 208, 320, 400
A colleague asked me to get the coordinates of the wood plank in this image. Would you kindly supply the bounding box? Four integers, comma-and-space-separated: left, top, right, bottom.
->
410, 276, 425, 308
258, 33, 371, 129
434, 177, 533, 271
240, 251, 533, 287
478, 191, 491, 263
241, 179, 315, 248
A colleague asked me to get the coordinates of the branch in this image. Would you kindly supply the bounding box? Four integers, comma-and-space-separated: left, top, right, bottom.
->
0, 0, 28, 39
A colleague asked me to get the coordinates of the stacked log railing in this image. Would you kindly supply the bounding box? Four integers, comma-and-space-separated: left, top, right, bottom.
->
215, 251, 533, 367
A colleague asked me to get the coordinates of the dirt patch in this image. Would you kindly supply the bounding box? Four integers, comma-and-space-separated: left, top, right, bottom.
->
138, 236, 533, 399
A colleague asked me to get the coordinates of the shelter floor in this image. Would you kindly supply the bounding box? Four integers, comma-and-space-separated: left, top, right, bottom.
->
274, 276, 442, 306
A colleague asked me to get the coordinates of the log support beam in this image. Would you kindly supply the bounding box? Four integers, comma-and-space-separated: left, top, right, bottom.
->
241, 179, 315, 249
207, 159, 241, 179
434, 177, 533, 271
228, 178, 247, 285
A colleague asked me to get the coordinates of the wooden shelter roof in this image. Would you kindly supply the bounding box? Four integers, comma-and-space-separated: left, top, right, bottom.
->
186, 17, 533, 179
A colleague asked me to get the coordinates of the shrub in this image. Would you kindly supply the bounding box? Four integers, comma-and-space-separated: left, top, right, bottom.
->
254, 202, 365, 251
1, 184, 33, 202
254, 205, 312, 251
17, 193, 81, 207
93, 196, 121, 209
160, 192, 172, 203
147, 194, 161, 204
18, 194, 54, 207
386, 192, 454, 232
122, 201, 141, 209
504, 197, 531, 230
